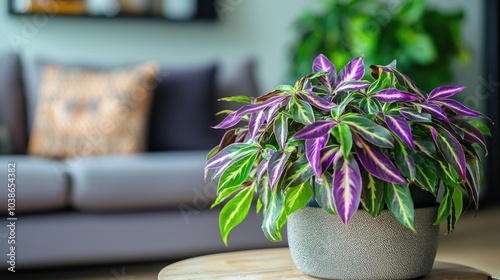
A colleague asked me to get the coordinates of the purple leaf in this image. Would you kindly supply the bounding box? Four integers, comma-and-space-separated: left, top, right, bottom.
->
306, 134, 329, 178
273, 114, 288, 149
353, 135, 407, 184
433, 99, 479, 117
429, 126, 467, 180
313, 54, 336, 87
384, 115, 415, 149
283, 156, 314, 189
248, 110, 266, 139
428, 85, 467, 100
298, 91, 333, 111
451, 118, 487, 150
418, 103, 449, 121
337, 55, 365, 85
214, 96, 285, 129
371, 88, 419, 103
334, 80, 371, 93
264, 96, 290, 122
267, 151, 291, 191
332, 155, 362, 225
400, 107, 432, 123
257, 159, 269, 178
321, 145, 340, 174
205, 143, 259, 170
293, 121, 337, 140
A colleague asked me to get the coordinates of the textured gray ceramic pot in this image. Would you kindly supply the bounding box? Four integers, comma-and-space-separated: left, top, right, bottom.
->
287, 206, 439, 280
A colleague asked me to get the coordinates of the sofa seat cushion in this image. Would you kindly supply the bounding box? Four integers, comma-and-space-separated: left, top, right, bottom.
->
69, 151, 214, 212
0, 156, 70, 214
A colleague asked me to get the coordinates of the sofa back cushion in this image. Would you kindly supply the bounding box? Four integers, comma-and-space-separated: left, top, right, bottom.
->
0, 53, 28, 154
28, 62, 159, 158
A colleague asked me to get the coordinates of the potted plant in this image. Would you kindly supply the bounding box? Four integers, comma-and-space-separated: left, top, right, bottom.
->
204, 54, 489, 279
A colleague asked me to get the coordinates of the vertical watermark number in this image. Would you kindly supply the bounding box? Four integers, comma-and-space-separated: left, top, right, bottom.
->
6, 162, 17, 272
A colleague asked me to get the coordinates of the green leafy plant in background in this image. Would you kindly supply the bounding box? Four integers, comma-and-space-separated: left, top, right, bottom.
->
205, 53, 490, 245
290, 0, 468, 91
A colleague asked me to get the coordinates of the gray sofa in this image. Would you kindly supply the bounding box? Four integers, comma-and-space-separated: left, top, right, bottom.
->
0, 53, 285, 269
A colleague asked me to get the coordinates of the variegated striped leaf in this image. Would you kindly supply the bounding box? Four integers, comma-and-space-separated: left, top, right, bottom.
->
430, 126, 467, 180
205, 143, 259, 170
320, 145, 341, 174
293, 121, 337, 140
400, 107, 431, 123
354, 135, 407, 184
332, 155, 362, 224
248, 109, 267, 139
306, 134, 329, 178
273, 113, 288, 149
291, 98, 315, 125
283, 156, 314, 189
267, 151, 291, 191
361, 171, 385, 217
284, 182, 313, 215
427, 85, 466, 100
414, 154, 437, 194
385, 183, 415, 231
261, 188, 286, 241
342, 115, 394, 148
384, 114, 415, 149
218, 152, 258, 195
298, 91, 333, 111
314, 172, 336, 215
394, 139, 416, 181
219, 184, 255, 245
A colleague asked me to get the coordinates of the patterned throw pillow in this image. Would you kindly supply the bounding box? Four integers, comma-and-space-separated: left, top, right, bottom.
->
28, 62, 158, 158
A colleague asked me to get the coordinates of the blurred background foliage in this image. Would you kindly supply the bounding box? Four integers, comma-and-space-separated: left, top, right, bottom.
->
289, 0, 469, 92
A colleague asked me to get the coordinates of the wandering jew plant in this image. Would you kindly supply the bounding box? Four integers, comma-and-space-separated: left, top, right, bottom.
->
205, 54, 490, 245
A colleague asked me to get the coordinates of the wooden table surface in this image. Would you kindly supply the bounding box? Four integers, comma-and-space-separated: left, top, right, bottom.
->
158, 248, 492, 279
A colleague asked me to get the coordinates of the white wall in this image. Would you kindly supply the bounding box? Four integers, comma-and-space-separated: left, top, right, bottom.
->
0, 0, 484, 104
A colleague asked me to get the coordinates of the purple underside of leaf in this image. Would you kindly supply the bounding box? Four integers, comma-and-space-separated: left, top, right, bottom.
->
293, 121, 338, 139
321, 145, 340, 174
371, 88, 418, 103
306, 134, 329, 178
433, 99, 479, 117
313, 54, 336, 87
334, 81, 371, 93
418, 103, 448, 121
384, 115, 415, 149
267, 151, 291, 191
429, 126, 467, 180
353, 135, 407, 184
333, 155, 362, 224
257, 159, 269, 178
337, 55, 365, 85
298, 91, 332, 110
428, 85, 467, 100
248, 110, 266, 139
214, 96, 286, 129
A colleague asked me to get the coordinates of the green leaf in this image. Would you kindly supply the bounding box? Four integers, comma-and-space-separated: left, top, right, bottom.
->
218, 96, 253, 104
217, 152, 258, 195
342, 115, 394, 148
291, 98, 315, 125
437, 160, 460, 188
219, 185, 255, 246
394, 139, 416, 181
256, 198, 263, 214
434, 186, 452, 226
261, 189, 286, 242
467, 120, 491, 136
359, 97, 381, 115
414, 154, 437, 194
331, 94, 354, 119
398, 0, 426, 24
284, 182, 313, 216
334, 122, 352, 157
212, 184, 243, 209
452, 187, 463, 224
276, 85, 294, 92
361, 172, 385, 217
314, 172, 336, 215
283, 156, 314, 189
385, 183, 415, 231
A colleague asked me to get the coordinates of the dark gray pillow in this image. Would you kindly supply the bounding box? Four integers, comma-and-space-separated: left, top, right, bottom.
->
148, 65, 220, 151
0, 53, 27, 154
